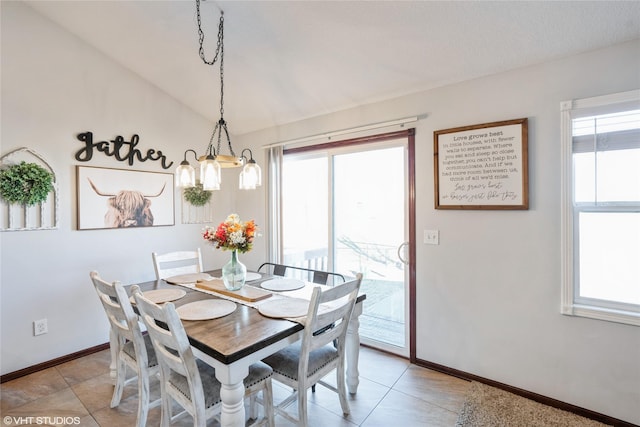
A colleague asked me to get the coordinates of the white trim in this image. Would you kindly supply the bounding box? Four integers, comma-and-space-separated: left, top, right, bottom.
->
572, 89, 640, 110
262, 116, 419, 149
560, 103, 575, 315
560, 89, 640, 326
565, 305, 640, 326
568, 89, 640, 118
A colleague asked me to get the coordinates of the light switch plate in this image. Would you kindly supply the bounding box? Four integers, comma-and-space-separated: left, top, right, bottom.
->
424, 229, 439, 245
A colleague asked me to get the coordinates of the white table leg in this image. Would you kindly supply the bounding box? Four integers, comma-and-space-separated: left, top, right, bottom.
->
345, 304, 362, 394
216, 366, 248, 427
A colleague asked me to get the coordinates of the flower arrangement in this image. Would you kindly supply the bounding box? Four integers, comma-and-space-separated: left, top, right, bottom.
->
203, 214, 256, 253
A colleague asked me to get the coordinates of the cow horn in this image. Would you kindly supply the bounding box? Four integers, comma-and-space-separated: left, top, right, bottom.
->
144, 183, 166, 198
88, 178, 166, 198
87, 178, 115, 197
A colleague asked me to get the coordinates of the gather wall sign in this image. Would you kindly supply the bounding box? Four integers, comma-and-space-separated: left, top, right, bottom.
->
74, 131, 174, 169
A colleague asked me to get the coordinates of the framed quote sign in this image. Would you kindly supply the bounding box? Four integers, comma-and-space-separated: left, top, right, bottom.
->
434, 118, 528, 210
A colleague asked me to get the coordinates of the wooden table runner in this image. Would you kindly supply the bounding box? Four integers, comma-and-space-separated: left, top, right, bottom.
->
195, 279, 273, 302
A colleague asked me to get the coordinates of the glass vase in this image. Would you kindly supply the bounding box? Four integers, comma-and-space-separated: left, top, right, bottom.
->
221, 250, 246, 291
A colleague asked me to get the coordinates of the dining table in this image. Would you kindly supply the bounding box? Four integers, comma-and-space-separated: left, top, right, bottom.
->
117, 269, 366, 427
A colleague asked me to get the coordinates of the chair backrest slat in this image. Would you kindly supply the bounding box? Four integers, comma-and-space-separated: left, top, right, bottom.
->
132, 286, 205, 409
152, 249, 203, 280
303, 274, 362, 351
314, 303, 353, 333
273, 264, 287, 276
312, 270, 329, 284
90, 271, 141, 343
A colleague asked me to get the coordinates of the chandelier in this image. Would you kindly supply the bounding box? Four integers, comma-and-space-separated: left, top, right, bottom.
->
176, 3, 261, 191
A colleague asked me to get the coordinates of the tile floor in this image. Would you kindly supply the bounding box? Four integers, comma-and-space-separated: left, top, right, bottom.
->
0, 346, 471, 426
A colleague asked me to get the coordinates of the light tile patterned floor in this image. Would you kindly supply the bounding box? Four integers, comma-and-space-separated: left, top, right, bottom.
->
0, 346, 471, 426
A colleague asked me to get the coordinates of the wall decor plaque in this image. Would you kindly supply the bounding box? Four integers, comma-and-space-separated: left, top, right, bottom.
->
75, 132, 174, 169
77, 166, 174, 230
434, 118, 528, 210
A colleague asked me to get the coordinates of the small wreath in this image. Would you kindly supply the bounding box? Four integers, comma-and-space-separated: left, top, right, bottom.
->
183, 182, 212, 206
0, 161, 54, 206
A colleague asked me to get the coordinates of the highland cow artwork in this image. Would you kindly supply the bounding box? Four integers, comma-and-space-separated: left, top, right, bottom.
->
77, 166, 174, 230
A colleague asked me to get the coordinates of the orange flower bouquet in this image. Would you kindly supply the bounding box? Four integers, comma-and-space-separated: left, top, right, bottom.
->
203, 214, 256, 254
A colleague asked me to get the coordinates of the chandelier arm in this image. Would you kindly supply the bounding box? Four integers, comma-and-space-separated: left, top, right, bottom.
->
183, 149, 198, 162
221, 121, 236, 157
240, 148, 254, 162
206, 121, 221, 158
216, 120, 225, 155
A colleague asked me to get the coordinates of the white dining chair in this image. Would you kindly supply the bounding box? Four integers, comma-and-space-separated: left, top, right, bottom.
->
257, 263, 347, 393
89, 271, 160, 427
262, 273, 362, 426
131, 286, 275, 427
152, 249, 203, 280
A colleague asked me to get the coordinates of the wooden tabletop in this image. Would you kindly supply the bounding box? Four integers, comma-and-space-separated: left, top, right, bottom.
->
128, 271, 302, 364
129, 270, 365, 365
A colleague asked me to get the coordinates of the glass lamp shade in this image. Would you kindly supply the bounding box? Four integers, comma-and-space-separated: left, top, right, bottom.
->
176, 162, 196, 188
238, 169, 251, 190
239, 162, 262, 190
200, 157, 221, 191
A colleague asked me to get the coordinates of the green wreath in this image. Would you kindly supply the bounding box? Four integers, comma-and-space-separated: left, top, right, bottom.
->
183, 182, 212, 206
0, 161, 54, 206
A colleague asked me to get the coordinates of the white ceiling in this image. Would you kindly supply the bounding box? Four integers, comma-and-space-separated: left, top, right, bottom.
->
27, 1, 640, 135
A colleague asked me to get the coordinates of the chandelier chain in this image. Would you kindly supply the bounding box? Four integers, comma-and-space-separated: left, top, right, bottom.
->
176, 2, 261, 189
217, 42, 226, 156
195, 0, 223, 66
195, 1, 231, 157
219, 30, 225, 120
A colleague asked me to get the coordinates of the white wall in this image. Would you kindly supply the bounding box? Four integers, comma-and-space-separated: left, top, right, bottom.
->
235, 40, 640, 424
2, 1, 639, 424
0, 2, 237, 374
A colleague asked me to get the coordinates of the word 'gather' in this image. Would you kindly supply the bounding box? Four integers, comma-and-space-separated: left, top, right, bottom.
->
75, 132, 173, 169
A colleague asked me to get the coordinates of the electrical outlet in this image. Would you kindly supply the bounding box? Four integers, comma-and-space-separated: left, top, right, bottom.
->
424, 229, 439, 245
34, 318, 48, 336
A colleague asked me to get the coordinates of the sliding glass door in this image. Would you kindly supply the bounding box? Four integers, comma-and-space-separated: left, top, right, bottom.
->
281, 155, 329, 270
282, 133, 413, 356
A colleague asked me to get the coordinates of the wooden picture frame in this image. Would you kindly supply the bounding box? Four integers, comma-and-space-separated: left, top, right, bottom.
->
77, 165, 174, 230
434, 118, 528, 210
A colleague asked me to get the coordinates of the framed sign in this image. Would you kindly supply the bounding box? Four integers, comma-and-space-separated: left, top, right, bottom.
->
434, 118, 528, 210
77, 166, 174, 230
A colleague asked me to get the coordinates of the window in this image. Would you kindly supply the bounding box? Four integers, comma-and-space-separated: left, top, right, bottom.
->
561, 90, 640, 326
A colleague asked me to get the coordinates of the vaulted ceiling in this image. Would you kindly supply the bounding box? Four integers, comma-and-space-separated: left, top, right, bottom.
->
27, 1, 640, 134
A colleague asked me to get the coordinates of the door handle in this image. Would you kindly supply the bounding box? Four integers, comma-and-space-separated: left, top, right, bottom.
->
397, 242, 409, 265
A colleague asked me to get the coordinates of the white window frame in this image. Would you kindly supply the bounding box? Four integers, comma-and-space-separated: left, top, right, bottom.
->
560, 89, 640, 326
